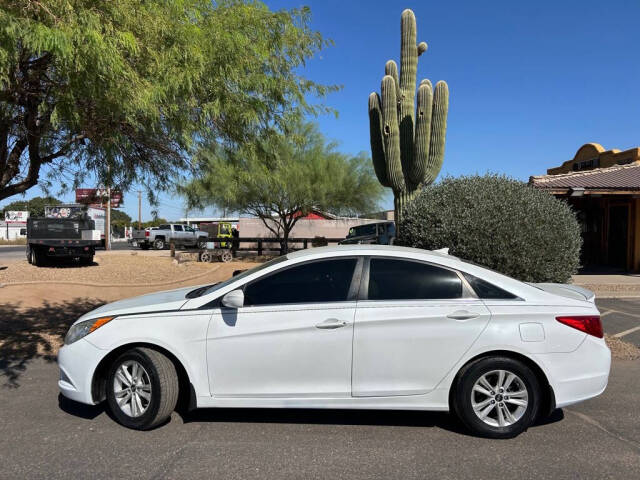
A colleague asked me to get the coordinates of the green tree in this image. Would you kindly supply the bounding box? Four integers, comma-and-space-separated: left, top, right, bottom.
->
183, 122, 384, 253
1, 195, 60, 217
397, 174, 582, 283
0, 0, 335, 202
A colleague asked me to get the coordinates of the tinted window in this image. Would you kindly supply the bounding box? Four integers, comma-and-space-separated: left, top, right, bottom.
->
368, 258, 462, 300
244, 258, 357, 306
158, 224, 170, 230
173, 225, 183, 231
463, 273, 517, 299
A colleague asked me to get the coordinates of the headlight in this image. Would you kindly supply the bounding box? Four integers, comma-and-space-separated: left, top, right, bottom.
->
65, 316, 114, 345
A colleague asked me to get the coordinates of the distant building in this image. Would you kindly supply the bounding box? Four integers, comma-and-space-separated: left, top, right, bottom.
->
531, 143, 640, 272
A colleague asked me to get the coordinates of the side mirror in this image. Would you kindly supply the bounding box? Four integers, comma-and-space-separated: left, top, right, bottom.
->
221, 289, 244, 309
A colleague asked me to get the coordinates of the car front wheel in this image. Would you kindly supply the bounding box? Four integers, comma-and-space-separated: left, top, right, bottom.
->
106, 347, 179, 430
453, 356, 540, 438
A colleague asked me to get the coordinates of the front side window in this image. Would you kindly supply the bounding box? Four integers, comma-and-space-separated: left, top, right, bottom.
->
367, 258, 462, 300
244, 258, 357, 306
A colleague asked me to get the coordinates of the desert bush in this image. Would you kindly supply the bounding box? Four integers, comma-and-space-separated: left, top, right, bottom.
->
397, 174, 582, 283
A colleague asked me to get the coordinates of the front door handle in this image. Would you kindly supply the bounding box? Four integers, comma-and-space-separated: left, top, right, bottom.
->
447, 310, 480, 320
316, 318, 347, 329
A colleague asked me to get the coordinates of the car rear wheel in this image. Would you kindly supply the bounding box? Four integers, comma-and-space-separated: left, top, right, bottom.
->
153, 238, 165, 250
453, 356, 540, 438
106, 347, 179, 430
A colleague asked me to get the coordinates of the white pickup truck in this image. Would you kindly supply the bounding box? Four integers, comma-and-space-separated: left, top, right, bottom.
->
130, 223, 208, 250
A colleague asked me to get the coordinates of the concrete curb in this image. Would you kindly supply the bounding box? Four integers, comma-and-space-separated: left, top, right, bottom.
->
0, 264, 221, 288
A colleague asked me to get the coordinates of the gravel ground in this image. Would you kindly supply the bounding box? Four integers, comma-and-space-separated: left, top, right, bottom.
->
0, 253, 239, 285
605, 334, 640, 360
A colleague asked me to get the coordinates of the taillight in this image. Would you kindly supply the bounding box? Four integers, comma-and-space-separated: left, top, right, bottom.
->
556, 315, 603, 338
145, 230, 149, 237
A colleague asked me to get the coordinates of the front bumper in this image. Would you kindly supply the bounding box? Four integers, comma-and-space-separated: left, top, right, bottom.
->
58, 338, 107, 405
534, 336, 611, 408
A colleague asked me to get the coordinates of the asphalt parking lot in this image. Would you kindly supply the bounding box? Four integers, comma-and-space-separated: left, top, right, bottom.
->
1, 293, 639, 479
0, 358, 638, 479
597, 298, 640, 347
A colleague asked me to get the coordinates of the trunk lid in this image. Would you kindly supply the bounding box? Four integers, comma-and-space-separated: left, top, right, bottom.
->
530, 282, 596, 303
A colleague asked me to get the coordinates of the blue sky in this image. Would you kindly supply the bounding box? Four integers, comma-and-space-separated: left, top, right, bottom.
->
4, 0, 640, 220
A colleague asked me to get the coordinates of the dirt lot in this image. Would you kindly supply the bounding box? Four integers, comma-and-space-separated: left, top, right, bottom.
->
0, 254, 260, 382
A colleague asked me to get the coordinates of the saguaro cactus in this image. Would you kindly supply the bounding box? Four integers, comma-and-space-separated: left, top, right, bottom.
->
369, 9, 449, 227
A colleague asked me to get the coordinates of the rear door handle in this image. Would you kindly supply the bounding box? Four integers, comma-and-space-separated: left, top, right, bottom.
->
316, 318, 347, 329
447, 310, 480, 320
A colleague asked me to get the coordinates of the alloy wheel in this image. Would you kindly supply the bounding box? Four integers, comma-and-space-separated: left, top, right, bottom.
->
113, 360, 152, 418
471, 369, 529, 427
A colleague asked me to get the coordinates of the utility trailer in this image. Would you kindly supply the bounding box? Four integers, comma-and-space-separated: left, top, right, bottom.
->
26, 217, 101, 267
198, 243, 233, 263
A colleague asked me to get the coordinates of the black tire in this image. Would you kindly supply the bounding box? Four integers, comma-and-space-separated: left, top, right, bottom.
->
220, 250, 233, 263
453, 356, 541, 439
154, 238, 165, 250
26, 247, 32, 264
31, 248, 44, 267
106, 347, 179, 430
197, 239, 207, 250
80, 255, 94, 266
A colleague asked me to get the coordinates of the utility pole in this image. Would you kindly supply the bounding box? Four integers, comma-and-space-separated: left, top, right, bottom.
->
137, 190, 142, 229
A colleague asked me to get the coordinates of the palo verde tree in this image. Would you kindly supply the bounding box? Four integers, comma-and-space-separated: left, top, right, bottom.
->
182, 122, 383, 254
368, 9, 449, 226
0, 0, 335, 202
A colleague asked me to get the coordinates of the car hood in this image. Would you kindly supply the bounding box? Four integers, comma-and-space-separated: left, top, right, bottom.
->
530, 283, 596, 303
75, 285, 199, 324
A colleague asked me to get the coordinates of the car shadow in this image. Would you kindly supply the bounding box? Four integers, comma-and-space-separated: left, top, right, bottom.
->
58, 393, 105, 420
176, 406, 564, 436
0, 298, 105, 388
178, 407, 470, 434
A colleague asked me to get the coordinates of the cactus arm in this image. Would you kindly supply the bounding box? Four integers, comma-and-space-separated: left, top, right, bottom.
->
368, 92, 390, 187
385, 60, 401, 103
409, 80, 433, 189
398, 9, 418, 190
424, 80, 449, 185
380, 75, 404, 192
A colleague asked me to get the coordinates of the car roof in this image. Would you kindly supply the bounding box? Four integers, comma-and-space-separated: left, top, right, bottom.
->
287, 244, 457, 262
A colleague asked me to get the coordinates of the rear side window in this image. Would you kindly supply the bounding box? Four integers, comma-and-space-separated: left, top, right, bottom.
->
244, 258, 357, 306
367, 258, 462, 300
463, 273, 518, 299
173, 225, 183, 231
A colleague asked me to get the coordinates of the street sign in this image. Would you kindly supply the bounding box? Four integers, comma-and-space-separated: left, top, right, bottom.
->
76, 188, 123, 207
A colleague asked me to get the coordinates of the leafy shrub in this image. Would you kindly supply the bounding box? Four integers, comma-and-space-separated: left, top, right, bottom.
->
397, 174, 582, 283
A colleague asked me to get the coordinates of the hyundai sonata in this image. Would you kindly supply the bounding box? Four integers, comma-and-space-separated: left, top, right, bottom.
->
58, 245, 610, 438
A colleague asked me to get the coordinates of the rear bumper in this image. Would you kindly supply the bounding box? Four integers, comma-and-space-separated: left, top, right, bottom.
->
533, 336, 611, 408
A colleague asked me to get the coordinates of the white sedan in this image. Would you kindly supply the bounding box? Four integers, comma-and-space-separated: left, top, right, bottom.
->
58, 245, 610, 438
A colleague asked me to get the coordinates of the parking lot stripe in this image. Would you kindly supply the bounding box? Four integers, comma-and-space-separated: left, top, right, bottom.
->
613, 325, 640, 338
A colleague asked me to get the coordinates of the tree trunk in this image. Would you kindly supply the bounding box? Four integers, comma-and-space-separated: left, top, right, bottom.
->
280, 229, 290, 255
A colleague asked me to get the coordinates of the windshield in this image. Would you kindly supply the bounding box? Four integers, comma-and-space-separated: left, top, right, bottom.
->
196, 255, 289, 297
348, 224, 378, 238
